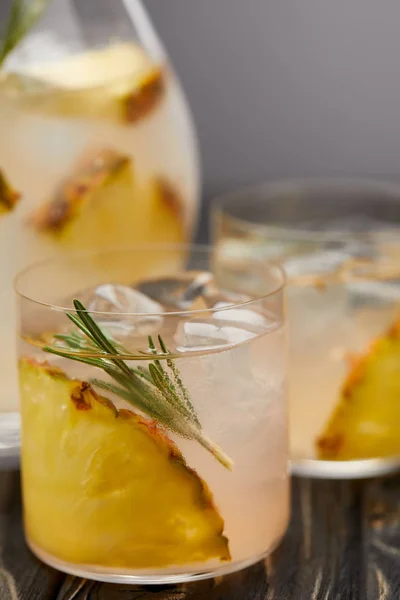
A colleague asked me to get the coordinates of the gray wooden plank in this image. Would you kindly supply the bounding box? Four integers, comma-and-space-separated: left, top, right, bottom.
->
365, 475, 400, 600
0, 470, 64, 600
1, 470, 399, 600
266, 478, 365, 600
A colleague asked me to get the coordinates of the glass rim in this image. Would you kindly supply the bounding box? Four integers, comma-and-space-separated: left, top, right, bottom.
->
14, 243, 286, 317
212, 176, 400, 243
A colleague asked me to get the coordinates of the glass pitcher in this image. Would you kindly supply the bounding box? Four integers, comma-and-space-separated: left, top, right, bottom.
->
0, 0, 201, 460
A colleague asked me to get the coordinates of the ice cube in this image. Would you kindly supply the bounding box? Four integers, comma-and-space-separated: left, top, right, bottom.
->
287, 283, 349, 344
136, 270, 250, 312
72, 283, 164, 338
175, 318, 255, 353
85, 284, 160, 313
284, 249, 352, 280
284, 237, 392, 282
211, 302, 267, 328
137, 271, 218, 310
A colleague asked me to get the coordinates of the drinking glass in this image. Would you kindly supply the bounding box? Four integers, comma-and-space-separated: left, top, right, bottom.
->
0, 0, 200, 457
15, 244, 288, 583
213, 179, 400, 478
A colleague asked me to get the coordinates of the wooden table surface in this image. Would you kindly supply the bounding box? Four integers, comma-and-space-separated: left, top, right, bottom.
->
0, 470, 399, 600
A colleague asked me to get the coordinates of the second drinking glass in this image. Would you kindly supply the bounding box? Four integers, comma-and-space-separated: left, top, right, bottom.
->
213, 179, 400, 478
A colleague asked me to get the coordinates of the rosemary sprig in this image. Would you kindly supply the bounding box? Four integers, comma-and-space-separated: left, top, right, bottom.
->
0, 0, 53, 67
43, 299, 233, 471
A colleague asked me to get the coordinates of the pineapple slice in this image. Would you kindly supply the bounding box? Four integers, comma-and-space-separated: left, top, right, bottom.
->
19, 359, 230, 568
0, 169, 20, 214
317, 319, 400, 460
28, 148, 185, 248
18, 43, 165, 124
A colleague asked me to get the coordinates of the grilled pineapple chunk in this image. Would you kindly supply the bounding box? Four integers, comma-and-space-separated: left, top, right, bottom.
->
15, 43, 165, 124
28, 148, 185, 248
0, 169, 20, 214
317, 319, 400, 460
19, 359, 230, 568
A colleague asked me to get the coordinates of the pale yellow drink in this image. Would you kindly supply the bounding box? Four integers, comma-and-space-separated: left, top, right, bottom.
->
0, 42, 199, 415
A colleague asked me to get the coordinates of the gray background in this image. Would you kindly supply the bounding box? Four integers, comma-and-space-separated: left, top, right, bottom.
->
3, 1, 400, 232
145, 1, 400, 190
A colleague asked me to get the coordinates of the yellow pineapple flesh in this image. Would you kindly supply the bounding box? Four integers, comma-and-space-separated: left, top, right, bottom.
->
13, 43, 165, 124
317, 318, 400, 460
19, 359, 230, 569
0, 169, 20, 214
28, 148, 185, 248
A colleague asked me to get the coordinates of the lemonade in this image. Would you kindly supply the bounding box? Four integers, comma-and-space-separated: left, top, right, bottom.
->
16, 247, 289, 583
213, 180, 400, 469
0, 41, 199, 421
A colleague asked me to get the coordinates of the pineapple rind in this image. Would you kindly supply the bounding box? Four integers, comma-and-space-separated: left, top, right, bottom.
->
0, 169, 20, 214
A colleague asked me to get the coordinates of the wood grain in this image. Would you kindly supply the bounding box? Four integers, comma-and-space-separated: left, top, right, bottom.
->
365, 476, 400, 600
0, 471, 399, 600
0, 471, 64, 600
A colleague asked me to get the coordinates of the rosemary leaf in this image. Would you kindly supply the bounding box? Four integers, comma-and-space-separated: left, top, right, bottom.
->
146, 363, 189, 423
73, 300, 135, 379
44, 345, 108, 370
136, 366, 154, 384
147, 335, 196, 423
66, 312, 94, 340
157, 334, 199, 425
90, 378, 165, 421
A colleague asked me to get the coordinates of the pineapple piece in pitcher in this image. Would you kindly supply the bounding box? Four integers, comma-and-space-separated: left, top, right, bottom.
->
28, 148, 185, 247
19, 43, 165, 124
0, 169, 20, 214
19, 359, 230, 568
317, 318, 400, 460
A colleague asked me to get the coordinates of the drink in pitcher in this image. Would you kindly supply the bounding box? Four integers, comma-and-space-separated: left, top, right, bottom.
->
0, 0, 200, 440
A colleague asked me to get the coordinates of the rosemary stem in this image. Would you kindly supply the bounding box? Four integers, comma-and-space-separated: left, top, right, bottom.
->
190, 426, 234, 471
